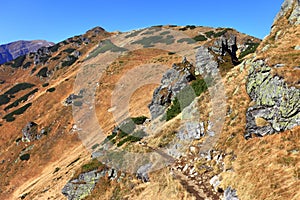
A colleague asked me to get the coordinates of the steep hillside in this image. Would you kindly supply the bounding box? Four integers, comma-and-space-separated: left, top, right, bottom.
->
0, 1, 299, 199
0, 40, 54, 64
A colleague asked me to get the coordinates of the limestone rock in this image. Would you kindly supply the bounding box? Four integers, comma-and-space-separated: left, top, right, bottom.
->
22, 122, 41, 142
223, 187, 239, 200
62, 168, 119, 200
245, 60, 300, 138
136, 163, 152, 182
148, 61, 195, 119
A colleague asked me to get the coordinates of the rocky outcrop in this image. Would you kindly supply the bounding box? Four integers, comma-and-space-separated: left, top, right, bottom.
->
213, 35, 239, 65
148, 60, 195, 119
223, 187, 239, 200
136, 163, 152, 182
245, 60, 300, 138
0, 40, 53, 65
62, 168, 119, 200
274, 0, 300, 25
22, 122, 39, 142
195, 46, 219, 77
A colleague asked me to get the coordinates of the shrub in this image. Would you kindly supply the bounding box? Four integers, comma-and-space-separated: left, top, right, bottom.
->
20, 153, 30, 161
87, 40, 127, 60
4, 83, 35, 95
132, 35, 175, 48
49, 43, 60, 52
239, 43, 260, 59
214, 29, 227, 37
179, 27, 188, 31
191, 79, 209, 96
42, 83, 49, 87
166, 97, 181, 121
37, 67, 48, 77
186, 25, 196, 29
12, 55, 26, 68
23, 62, 32, 69
39, 55, 51, 64
63, 48, 76, 54
0, 94, 10, 106
131, 116, 148, 125
205, 31, 215, 38
124, 29, 144, 38
73, 101, 83, 107
4, 88, 38, 111
107, 132, 117, 140
178, 38, 195, 44
118, 120, 136, 134
117, 130, 147, 147
3, 103, 32, 121
193, 34, 207, 42
62, 56, 78, 67
46, 87, 55, 92
81, 159, 104, 173
166, 79, 209, 121
3, 103, 32, 122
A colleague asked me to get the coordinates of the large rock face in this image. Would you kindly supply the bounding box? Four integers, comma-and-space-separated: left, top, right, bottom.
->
0, 40, 54, 64
245, 60, 300, 138
274, 0, 300, 25
62, 168, 119, 200
148, 60, 195, 119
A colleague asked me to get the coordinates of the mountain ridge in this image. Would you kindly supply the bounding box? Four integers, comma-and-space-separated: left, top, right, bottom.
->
0, 1, 299, 199
0, 40, 54, 65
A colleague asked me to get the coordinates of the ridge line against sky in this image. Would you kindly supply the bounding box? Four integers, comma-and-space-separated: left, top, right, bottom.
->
1, 0, 283, 44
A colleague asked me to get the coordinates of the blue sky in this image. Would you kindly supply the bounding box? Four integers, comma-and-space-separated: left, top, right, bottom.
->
1, 0, 283, 44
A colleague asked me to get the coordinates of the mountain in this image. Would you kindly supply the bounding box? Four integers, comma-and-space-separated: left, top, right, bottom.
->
0, 40, 54, 64
0, 0, 299, 199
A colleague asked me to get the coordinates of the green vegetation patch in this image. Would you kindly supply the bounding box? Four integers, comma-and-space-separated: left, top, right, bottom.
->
63, 48, 76, 54
166, 79, 209, 121
177, 38, 196, 44
132, 35, 175, 48
49, 43, 61, 52
11, 55, 26, 68
37, 67, 48, 77
131, 116, 148, 125
20, 153, 30, 161
61, 55, 78, 67
3, 103, 32, 122
86, 40, 127, 60
23, 62, 32, 69
4, 88, 38, 111
193, 34, 207, 42
205, 31, 215, 38
81, 158, 105, 173
125, 29, 144, 38
117, 130, 147, 147
0, 94, 10, 106
239, 43, 260, 59
205, 29, 228, 38
42, 83, 49, 87
46, 87, 56, 92
4, 83, 35, 95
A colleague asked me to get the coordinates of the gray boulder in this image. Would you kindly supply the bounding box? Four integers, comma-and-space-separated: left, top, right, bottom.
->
136, 163, 152, 182
245, 60, 300, 138
62, 168, 119, 200
22, 122, 40, 142
223, 187, 239, 200
148, 61, 195, 119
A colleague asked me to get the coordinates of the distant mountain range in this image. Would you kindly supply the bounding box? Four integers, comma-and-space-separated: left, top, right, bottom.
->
0, 40, 54, 64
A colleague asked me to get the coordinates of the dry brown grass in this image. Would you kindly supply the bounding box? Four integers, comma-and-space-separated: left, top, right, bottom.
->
127, 168, 196, 200
256, 2, 300, 87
